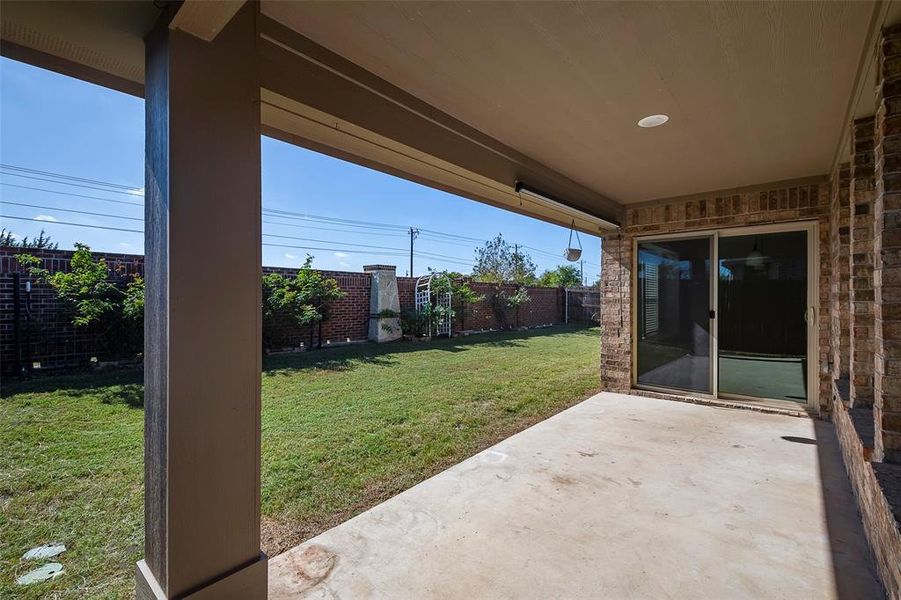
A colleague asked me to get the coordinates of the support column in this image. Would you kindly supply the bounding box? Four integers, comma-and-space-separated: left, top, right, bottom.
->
850, 118, 876, 408
600, 233, 632, 392
829, 161, 851, 400
137, 3, 266, 598
874, 24, 901, 463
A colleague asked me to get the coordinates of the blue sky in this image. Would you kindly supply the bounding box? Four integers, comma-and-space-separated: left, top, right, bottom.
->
0, 57, 601, 281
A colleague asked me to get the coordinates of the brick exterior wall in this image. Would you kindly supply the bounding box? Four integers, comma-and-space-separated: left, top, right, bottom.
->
851, 117, 877, 408
833, 399, 901, 599
875, 24, 901, 463
600, 234, 631, 392
1, 248, 571, 372
830, 161, 852, 388
599, 180, 832, 414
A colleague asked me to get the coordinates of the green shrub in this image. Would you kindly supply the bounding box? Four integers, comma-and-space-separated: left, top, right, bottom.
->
262, 256, 345, 351
16, 244, 144, 360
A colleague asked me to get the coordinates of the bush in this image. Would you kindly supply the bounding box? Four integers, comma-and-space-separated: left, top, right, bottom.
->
262, 256, 345, 351
16, 244, 144, 361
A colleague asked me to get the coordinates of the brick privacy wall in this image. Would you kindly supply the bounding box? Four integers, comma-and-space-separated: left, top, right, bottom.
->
600, 181, 832, 414
830, 162, 852, 387
875, 24, 901, 463
2, 248, 570, 371
1, 247, 144, 372
396, 276, 564, 331
262, 266, 372, 348
851, 117, 877, 408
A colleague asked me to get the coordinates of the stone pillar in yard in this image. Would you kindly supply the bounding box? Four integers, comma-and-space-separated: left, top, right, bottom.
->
365, 265, 402, 342
873, 24, 901, 462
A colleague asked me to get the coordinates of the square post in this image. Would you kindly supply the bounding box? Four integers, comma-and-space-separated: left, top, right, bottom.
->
137, 3, 266, 597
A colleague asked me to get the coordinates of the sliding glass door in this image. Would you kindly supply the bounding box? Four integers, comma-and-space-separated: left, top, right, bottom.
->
634, 224, 814, 405
636, 237, 712, 393
717, 230, 808, 402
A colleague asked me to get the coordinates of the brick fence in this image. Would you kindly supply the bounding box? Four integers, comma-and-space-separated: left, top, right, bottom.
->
1, 247, 581, 373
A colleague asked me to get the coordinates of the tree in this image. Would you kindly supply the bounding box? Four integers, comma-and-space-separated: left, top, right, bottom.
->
262, 255, 345, 350
1, 228, 58, 249
16, 243, 143, 359
538, 265, 582, 288
493, 286, 531, 329
472, 234, 536, 284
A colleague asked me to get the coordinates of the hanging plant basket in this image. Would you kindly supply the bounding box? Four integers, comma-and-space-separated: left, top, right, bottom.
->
565, 220, 583, 262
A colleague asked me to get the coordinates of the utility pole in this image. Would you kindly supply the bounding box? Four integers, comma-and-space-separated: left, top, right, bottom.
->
409, 227, 419, 277
580, 259, 585, 287
514, 244, 520, 282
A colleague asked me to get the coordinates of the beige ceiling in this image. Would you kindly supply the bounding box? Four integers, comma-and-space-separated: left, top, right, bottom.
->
263, 1, 877, 204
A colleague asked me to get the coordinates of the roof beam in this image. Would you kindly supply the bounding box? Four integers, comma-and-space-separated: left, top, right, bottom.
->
169, 0, 247, 42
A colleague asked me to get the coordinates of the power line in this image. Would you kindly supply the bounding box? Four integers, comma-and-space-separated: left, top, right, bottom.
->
261, 218, 406, 239
1, 214, 143, 234
0, 183, 144, 207
2, 214, 471, 266
1, 163, 600, 267
263, 232, 412, 253
0, 172, 146, 197
263, 207, 407, 231
0, 164, 143, 192
1, 201, 144, 222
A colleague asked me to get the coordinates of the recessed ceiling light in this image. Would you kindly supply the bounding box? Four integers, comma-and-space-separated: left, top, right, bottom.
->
637, 114, 669, 128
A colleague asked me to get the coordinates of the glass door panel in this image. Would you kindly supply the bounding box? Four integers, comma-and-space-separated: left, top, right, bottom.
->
636, 238, 711, 393
717, 231, 808, 402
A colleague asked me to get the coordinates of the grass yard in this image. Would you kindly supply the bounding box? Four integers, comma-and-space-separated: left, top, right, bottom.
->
1, 326, 600, 598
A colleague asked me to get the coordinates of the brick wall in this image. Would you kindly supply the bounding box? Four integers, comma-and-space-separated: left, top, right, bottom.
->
874, 24, 901, 463
262, 266, 372, 348
1, 248, 572, 372
829, 161, 851, 388
396, 276, 563, 331
833, 399, 901, 599
1, 248, 144, 372
599, 180, 832, 413
851, 117, 877, 408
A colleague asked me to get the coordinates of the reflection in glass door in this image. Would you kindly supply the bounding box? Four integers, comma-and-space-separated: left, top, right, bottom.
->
636, 237, 711, 393
717, 231, 808, 403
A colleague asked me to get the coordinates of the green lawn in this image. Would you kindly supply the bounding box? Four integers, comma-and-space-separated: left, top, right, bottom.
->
1, 326, 600, 598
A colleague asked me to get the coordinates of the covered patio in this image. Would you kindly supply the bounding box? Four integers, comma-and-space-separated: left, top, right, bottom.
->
270, 392, 880, 599
3, 1, 901, 598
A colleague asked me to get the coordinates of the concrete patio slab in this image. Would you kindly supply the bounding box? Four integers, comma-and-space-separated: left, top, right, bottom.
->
269, 392, 883, 599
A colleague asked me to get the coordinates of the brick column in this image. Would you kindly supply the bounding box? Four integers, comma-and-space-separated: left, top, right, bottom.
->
600, 233, 632, 392
874, 24, 901, 463
850, 118, 876, 408
830, 162, 851, 394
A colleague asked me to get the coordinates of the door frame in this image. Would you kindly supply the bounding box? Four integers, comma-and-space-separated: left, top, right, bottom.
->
631, 220, 819, 411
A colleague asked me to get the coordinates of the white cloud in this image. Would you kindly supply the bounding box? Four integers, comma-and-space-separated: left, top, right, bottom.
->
339, 261, 350, 267
127, 186, 145, 197
119, 242, 132, 249
34, 215, 57, 222
333, 252, 349, 258
284, 253, 297, 260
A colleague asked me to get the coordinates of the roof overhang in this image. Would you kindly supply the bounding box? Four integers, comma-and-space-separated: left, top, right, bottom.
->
3, 1, 900, 233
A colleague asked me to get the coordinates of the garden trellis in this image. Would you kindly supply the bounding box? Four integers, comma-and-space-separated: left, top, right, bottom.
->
415, 271, 453, 337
